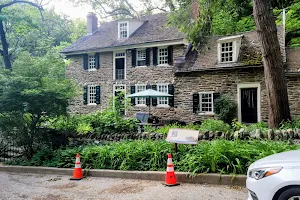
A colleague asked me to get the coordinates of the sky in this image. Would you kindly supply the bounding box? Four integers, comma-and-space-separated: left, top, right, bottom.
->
45, 0, 93, 20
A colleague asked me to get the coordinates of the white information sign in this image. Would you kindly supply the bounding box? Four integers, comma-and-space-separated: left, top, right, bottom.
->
166, 128, 199, 144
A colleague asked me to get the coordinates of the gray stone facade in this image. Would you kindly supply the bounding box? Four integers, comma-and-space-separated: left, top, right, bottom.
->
67, 44, 186, 118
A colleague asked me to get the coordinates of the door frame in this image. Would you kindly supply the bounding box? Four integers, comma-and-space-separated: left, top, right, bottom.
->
113, 51, 126, 80
237, 83, 261, 123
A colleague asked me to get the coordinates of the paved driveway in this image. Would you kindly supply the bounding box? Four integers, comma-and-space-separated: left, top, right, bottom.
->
0, 172, 248, 200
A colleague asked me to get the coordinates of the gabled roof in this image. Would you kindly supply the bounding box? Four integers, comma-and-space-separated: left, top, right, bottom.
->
174, 26, 285, 73
62, 13, 185, 54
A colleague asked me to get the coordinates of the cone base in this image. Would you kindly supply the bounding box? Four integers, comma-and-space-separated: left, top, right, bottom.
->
162, 182, 180, 187
69, 177, 83, 181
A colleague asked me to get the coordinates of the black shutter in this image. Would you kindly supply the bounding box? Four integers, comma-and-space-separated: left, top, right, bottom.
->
168, 46, 173, 65
193, 93, 199, 113
146, 48, 150, 66
132, 49, 136, 67
168, 84, 174, 107
213, 92, 221, 112
95, 53, 100, 69
96, 86, 101, 104
146, 84, 151, 105
153, 47, 158, 66
152, 85, 157, 106
83, 54, 88, 70
83, 85, 88, 105
130, 85, 136, 105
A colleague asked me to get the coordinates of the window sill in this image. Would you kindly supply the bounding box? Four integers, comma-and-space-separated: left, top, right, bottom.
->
135, 104, 148, 107
88, 69, 97, 72
156, 105, 170, 108
198, 112, 215, 116
135, 65, 147, 68
157, 64, 171, 67
87, 103, 97, 106
218, 61, 236, 64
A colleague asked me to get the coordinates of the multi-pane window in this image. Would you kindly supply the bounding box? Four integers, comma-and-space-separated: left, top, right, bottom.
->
119, 22, 128, 38
137, 50, 146, 66
136, 85, 146, 105
88, 55, 96, 70
199, 93, 213, 113
158, 48, 168, 65
158, 84, 169, 105
88, 86, 97, 104
221, 42, 233, 62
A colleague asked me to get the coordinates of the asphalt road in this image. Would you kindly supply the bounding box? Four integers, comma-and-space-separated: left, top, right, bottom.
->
0, 172, 248, 200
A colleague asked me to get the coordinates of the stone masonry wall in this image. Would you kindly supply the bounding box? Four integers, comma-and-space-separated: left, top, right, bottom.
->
67, 44, 186, 117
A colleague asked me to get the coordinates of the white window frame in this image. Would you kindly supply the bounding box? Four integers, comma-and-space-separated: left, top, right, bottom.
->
88, 54, 96, 71
135, 84, 147, 106
217, 35, 243, 64
113, 51, 126, 80
87, 85, 97, 105
136, 49, 146, 67
118, 21, 129, 39
158, 47, 168, 66
198, 92, 214, 115
237, 83, 261, 123
157, 84, 169, 107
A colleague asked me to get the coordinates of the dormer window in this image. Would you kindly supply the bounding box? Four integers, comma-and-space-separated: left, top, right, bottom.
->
217, 35, 243, 64
221, 42, 233, 62
118, 22, 128, 39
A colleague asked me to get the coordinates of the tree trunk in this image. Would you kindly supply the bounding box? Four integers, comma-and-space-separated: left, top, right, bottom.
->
252, 0, 291, 128
0, 13, 11, 69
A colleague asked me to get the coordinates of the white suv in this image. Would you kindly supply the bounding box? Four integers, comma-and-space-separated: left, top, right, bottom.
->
246, 150, 300, 200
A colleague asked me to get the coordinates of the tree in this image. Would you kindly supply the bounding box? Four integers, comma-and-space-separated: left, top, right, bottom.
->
68, 0, 175, 20
252, 0, 291, 128
0, 0, 43, 69
0, 46, 77, 157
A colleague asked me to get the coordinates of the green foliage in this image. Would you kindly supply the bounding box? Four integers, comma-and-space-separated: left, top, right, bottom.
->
231, 118, 246, 131
246, 121, 269, 133
214, 95, 237, 124
199, 119, 230, 132
280, 117, 300, 130
7, 139, 300, 175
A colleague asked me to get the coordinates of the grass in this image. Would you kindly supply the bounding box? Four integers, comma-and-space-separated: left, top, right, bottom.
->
6, 139, 299, 175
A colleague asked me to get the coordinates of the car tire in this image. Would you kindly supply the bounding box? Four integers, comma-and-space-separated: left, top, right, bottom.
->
278, 188, 300, 200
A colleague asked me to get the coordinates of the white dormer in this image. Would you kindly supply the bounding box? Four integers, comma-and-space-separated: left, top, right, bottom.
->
118, 19, 144, 39
217, 34, 243, 63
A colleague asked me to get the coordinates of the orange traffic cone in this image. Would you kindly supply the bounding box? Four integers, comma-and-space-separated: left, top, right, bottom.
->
163, 153, 180, 186
70, 153, 83, 180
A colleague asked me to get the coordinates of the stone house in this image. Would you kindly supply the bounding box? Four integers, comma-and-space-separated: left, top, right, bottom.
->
62, 12, 300, 124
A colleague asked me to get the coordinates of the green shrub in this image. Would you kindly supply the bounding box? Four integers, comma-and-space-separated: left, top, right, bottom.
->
199, 119, 230, 132
10, 139, 298, 175
214, 95, 237, 124
231, 118, 247, 131
246, 121, 268, 133
280, 117, 300, 130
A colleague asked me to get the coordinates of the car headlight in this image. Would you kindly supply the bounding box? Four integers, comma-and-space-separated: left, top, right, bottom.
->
249, 167, 282, 180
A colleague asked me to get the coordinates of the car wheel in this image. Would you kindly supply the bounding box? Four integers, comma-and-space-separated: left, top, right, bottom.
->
278, 188, 300, 200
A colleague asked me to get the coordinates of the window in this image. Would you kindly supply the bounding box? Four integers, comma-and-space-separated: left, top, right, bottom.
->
118, 22, 128, 39
158, 47, 168, 65
220, 42, 233, 62
158, 84, 169, 105
88, 86, 97, 104
135, 85, 146, 105
199, 92, 213, 113
137, 49, 146, 66
88, 55, 96, 70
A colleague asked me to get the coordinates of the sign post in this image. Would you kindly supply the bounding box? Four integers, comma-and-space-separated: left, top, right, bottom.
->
166, 128, 199, 152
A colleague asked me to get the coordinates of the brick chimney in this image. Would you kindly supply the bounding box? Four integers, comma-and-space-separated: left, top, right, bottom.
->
87, 12, 98, 35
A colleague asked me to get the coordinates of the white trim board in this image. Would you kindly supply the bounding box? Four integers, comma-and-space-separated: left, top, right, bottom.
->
237, 83, 261, 123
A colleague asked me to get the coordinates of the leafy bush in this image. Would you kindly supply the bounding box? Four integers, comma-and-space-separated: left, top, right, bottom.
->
231, 118, 247, 131
280, 117, 300, 130
199, 119, 230, 132
7, 140, 299, 175
214, 95, 237, 124
246, 121, 269, 133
